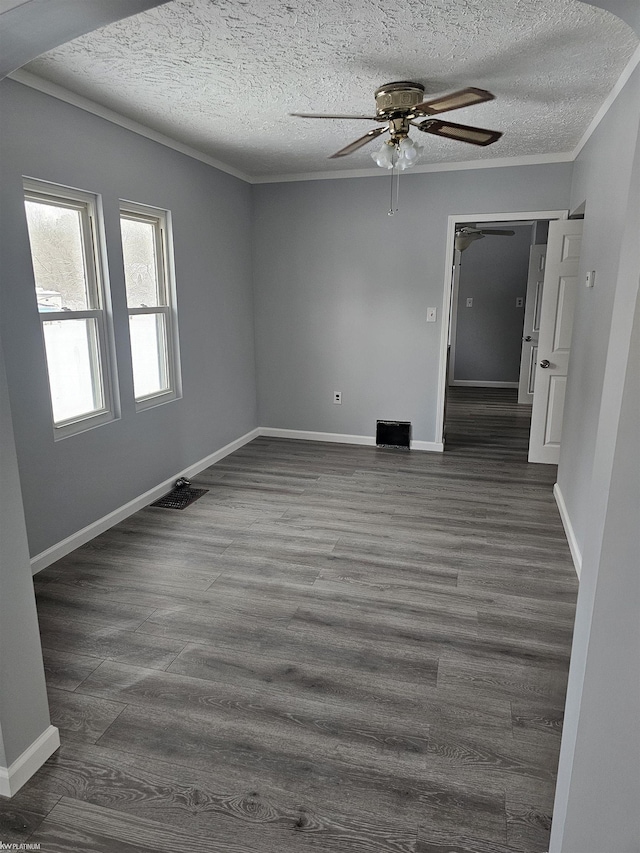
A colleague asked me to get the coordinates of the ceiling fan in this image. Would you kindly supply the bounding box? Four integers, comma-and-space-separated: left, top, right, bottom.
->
455, 225, 516, 252
291, 81, 502, 164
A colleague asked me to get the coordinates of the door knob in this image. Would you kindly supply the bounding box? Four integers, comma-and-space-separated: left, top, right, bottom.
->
540, 359, 550, 369
524, 335, 532, 341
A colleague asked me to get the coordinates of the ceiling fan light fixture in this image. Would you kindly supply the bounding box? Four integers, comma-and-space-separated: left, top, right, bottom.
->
371, 141, 395, 169
397, 137, 422, 169
371, 136, 423, 171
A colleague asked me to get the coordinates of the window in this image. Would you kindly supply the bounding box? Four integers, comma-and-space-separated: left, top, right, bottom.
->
23, 179, 117, 438
119, 202, 180, 408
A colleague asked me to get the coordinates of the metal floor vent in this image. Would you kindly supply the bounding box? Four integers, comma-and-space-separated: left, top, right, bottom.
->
151, 479, 208, 510
376, 420, 411, 450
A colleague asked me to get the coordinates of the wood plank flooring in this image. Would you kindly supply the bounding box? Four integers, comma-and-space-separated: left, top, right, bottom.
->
1, 387, 578, 852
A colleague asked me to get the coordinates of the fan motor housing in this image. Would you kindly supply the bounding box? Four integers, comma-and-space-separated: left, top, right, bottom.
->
374, 81, 425, 117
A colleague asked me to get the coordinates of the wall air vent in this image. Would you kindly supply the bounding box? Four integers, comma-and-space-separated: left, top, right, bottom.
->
376, 420, 411, 450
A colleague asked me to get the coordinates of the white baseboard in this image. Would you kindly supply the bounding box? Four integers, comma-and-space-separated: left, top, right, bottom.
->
259, 427, 444, 453
450, 380, 519, 388
554, 482, 583, 579
0, 725, 60, 798
260, 427, 376, 446
30, 424, 445, 575
30, 428, 260, 574
412, 439, 445, 452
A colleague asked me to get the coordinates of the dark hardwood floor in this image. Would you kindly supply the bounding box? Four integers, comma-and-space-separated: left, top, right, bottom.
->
2, 388, 577, 852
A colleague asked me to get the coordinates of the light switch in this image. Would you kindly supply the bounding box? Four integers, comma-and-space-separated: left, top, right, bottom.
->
585, 270, 596, 288
466, 298, 473, 308
516, 297, 524, 308
426, 307, 437, 322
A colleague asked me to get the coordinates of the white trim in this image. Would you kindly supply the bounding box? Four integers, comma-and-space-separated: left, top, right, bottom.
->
30, 427, 260, 574
30, 424, 445, 573
120, 200, 182, 409
571, 44, 640, 160
435, 210, 570, 447
259, 426, 443, 452
9, 46, 640, 186
450, 380, 519, 388
0, 725, 60, 798
252, 152, 574, 184
9, 70, 252, 184
553, 483, 583, 579
6, 72, 573, 184
412, 439, 445, 452
10, 48, 640, 186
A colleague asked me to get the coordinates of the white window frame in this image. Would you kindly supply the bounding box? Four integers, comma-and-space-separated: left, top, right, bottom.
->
119, 200, 181, 411
23, 178, 118, 440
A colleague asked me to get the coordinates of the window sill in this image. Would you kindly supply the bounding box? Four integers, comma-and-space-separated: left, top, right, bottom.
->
135, 390, 180, 413
53, 409, 118, 441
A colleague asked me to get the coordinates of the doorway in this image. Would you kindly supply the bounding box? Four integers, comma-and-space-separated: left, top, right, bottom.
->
436, 209, 569, 452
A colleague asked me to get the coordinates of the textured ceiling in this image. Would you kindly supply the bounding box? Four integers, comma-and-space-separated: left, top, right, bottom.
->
21, 0, 638, 179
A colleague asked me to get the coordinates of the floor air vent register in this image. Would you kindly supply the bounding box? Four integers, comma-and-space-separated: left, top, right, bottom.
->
151, 478, 208, 510
376, 420, 411, 450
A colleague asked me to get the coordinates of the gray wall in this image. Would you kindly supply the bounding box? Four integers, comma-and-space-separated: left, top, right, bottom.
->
0, 79, 258, 557
557, 63, 640, 557
550, 63, 640, 853
252, 165, 572, 442
0, 343, 52, 769
453, 225, 532, 384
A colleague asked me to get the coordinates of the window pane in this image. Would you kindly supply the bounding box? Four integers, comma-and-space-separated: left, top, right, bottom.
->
25, 200, 90, 311
42, 319, 104, 423
121, 217, 162, 307
129, 312, 169, 399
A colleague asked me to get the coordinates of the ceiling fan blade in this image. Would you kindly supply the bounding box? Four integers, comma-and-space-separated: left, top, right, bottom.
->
455, 233, 484, 252
415, 119, 502, 146
329, 126, 388, 158
480, 229, 516, 236
291, 113, 377, 120
412, 87, 495, 116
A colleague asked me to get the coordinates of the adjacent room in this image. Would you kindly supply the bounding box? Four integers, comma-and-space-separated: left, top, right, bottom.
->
1, 2, 638, 852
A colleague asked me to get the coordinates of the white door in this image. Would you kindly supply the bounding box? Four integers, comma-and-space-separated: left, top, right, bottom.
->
518, 244, 546, 403
528, 220, 583, 463
448, 250, 462, 384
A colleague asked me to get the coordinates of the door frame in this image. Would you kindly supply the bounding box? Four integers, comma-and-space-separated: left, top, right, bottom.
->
435, 209, 570, 447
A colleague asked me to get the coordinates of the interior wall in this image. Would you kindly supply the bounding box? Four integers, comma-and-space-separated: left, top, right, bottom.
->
452, 224, 532, 384
556, 62, 640, 558
550, 62, 640, 853
0, 342, 52, 770
0, 79, 258, 558
252, 165, 572, 443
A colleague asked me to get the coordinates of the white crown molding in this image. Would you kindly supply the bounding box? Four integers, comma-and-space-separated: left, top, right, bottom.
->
9, 43, 639, 186
251, 152, 576, 184
571, 42, 640, 159
8, 69, 253, 183
0, 725, 60, 798
4, 69, 574, 185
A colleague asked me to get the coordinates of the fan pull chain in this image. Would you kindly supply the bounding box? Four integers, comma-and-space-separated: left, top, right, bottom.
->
388, 160, 394, 216
388, 148, 400, 216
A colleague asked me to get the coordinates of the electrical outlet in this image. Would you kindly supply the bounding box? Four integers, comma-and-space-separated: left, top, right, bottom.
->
426, 307, 437, 323
516, 297, 524, 307
334, 391, 342, 405
466, 297, 473, 307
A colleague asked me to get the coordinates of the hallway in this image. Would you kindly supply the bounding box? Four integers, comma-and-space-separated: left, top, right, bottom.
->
1, 398, 577, 852
444, 386, 534, 460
